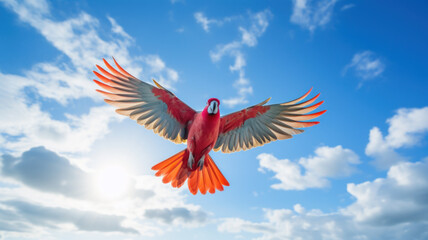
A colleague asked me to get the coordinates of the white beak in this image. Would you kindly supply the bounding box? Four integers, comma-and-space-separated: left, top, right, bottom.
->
207, 101, 218, 115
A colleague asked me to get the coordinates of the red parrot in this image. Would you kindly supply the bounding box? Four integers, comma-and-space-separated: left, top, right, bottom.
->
93, 58, 326, 195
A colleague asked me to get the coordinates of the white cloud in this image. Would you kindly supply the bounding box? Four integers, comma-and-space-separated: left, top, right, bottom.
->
294, 203, 305, 214
107, 16, 133, 41
385, 107, 428, 148
219, 207, 358, 240
366, 107, 428, 169
194, 12, 213, 32
144, 207, 207, 225
194, 12, 234, 32
144, 55, 178, 89
0, 146, 209, 236
219, 205, 428, 240
258, 145, 360, 190
3, 0, 134, 73
2, 104, 122, 154
219, 159, 428, 240
0, 72, 121, 154
290, 0, 338, 33
1, 200, 138, 234
366, 127, 407, 169
345, 159, 428, 226
208, 10, 272, 108
0, 0, 180, 154
343, 51, 385, 86
300, 145, 360, 177
341, 4, 355, 11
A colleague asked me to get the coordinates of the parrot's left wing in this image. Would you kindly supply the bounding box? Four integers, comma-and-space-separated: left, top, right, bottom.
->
214, 88, 326, 153
94, 58, 196, 143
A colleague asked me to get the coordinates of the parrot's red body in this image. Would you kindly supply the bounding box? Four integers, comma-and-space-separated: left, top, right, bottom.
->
187, 100, 221, 164
94, 58, 326, 195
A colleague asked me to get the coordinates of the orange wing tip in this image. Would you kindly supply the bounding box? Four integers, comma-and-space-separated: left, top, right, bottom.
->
307, 110, 327, 118
103, 58, 128, 79
96, 64, 120, 81
297, 100, 324, 113
285, 121, 320, 128
305, 100, 324, 109
222, 179, 230, 186
300, 121, 320, 128
304, 109, 327, 118
113, 57, 135, 78
93, 79, 115, 92
315, 100, 324, 106
288, 110, 327, 121
296, 93, 321, 107
281, 87, 313, 106
94, 70, 114, 84
95, 89, 115, 99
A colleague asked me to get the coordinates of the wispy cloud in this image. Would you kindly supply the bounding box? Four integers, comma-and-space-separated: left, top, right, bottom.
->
366, 107, 428, 169
144, 55, 179, 89
290, 0, 338, 33
343, 50, 385, 87
144, 207, 208, 225
2, 200, 138, 233
107, 16, 133, 40
341, 3, 355, 11
0, 96, 122, 153
207, 9, 272, 108
194, 12, 234, 32
219, 207, 355, 239
0, 0, 179, 154
258, 145, 360, 190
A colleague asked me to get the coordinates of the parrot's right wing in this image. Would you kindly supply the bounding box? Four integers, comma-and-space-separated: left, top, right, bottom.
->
94, 58, 196, 144
214, 88, 326, 153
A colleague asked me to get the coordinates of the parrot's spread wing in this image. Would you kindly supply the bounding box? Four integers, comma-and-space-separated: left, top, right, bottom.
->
214, 88, 326, 153
94, 58, 196, 143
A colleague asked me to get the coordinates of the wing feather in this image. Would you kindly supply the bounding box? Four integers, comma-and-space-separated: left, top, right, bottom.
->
94, 58, 196, 143
215, 88, 326, 153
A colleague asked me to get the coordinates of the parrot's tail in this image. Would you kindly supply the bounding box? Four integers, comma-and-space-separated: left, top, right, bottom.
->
151, 149, 229, 195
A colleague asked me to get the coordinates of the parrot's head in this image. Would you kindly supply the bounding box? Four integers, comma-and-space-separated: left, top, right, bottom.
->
206, 98, 220, 115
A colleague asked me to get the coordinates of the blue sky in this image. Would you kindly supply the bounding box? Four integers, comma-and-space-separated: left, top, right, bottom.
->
1, 0, 428, 239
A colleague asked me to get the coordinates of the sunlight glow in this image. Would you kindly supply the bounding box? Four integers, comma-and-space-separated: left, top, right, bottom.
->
96, 165, 130, 200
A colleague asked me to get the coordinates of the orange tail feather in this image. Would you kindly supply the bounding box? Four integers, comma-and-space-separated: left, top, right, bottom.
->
151, 150, 229, 195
